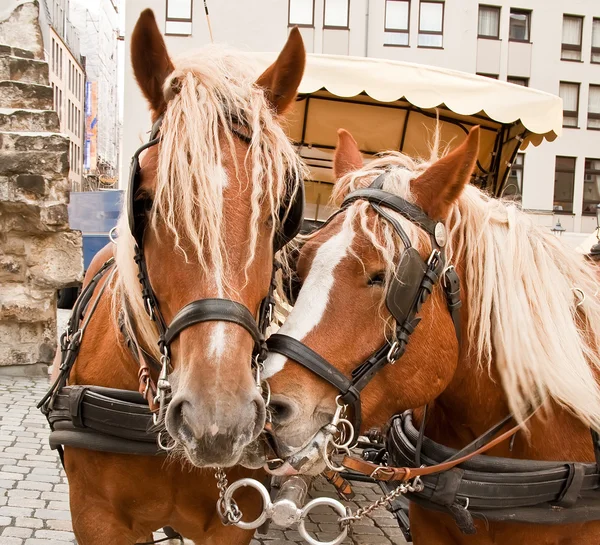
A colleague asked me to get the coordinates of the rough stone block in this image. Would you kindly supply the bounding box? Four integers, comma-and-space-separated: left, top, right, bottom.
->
0, 56, 48, 86
0, 81, 52, 110
0, 109, 59, 133
27, 231, 83, 288
0, 3, 44, 60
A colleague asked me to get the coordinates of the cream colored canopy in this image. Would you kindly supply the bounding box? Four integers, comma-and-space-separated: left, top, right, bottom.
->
249, 53, 562, 213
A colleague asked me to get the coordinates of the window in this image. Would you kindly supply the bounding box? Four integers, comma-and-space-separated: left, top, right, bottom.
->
68, 60, 71, 91
67, 99, 71, 131
593, 19, 600, 63
507, 76, 529, 86
478, 5, 500, 39
477, 72, 499, 79
59, 48, 62, 78
59, 89, 62, 121
51, 38, 55, 73
504, 153, 524, 200
559, 82, 580, 127
588, 85, 600, 130
165, 0, 192, 35
288, 0, 314, 27
418, 1, 444, 48
554, 156, 576, 213
583, 159, 600, 215
384, 0, 410, 46
324, 0, 349, 28
509, 9, 530, 42
561, 15, 583, 61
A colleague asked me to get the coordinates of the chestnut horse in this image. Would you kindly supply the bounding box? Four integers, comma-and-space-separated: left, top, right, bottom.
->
54, 10, 306, 544
264, 127, 600, 544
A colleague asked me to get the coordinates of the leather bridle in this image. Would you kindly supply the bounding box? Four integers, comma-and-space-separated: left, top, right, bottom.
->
127, 115, 304, 422
267, 173, 462, 453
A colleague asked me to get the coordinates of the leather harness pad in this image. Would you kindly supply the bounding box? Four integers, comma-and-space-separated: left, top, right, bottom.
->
386, 248, 429, 326
386, 411, 600, 524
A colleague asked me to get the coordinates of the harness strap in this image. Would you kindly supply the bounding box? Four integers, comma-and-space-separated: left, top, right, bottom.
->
267, 335, 361, 406
342, 412, 533, 482
162, 298, 264, 348
342, 186, 439, 239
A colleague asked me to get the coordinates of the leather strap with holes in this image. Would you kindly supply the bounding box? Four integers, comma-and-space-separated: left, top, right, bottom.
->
343, 412, 535, 482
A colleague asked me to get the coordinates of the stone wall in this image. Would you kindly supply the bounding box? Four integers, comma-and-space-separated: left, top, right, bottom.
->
0, 1, 82, 375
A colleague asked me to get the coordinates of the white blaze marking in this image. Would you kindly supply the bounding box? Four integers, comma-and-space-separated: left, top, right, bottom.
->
207, 165, 229, 362
263, 223, 355, 378
209, 423, 219, 436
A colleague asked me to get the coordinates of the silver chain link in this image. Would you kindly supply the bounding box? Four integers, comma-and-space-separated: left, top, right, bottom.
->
215, 468, 243, 525
338, 477, 424, 528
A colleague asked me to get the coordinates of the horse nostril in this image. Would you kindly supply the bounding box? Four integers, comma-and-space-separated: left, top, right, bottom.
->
269, 395, 298, 426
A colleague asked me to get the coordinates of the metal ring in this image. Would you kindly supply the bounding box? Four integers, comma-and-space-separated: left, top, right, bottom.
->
222, 478, 271, 530
157, 430, 175, 451
330, 418, 355, 450
573, 287, 586, 308
299, 498, 348, 545
109, 226, 118, 244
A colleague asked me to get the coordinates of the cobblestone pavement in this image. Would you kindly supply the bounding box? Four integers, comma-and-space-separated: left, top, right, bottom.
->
0, 376, 406, 545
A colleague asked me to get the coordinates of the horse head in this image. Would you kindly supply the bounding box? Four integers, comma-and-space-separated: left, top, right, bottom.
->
117, 10, 305, 468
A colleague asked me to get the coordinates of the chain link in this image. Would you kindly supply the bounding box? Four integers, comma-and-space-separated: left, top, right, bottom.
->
215, 468, 243, 525
338, 477, 424, 528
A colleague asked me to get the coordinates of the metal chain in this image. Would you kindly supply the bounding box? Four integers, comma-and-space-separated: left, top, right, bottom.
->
338, 477, 424, 528
215, 468, 243, 525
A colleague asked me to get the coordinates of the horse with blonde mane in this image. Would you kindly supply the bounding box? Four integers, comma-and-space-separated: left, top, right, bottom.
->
45, 9, 306, 544
263, 126, 600, 544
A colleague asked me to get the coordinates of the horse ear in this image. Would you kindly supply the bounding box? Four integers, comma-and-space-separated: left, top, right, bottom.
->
256, 27, 306, 115
131, 9, 175, 116
334, 129, 364, 181
411, 126, 480, 219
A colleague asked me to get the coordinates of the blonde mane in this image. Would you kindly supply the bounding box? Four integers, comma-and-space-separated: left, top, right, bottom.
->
113, 46, 303, 359
333, 144, 600, 430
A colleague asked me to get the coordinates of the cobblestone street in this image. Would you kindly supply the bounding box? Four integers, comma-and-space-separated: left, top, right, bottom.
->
0, 374, 406, 545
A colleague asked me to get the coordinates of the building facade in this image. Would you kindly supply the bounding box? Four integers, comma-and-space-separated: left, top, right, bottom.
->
122, 0, 600, 235
70, 0, 121, 186
40, 0, 85, 189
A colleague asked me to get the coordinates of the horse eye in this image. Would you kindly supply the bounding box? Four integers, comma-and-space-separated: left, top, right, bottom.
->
368, 271, 386, 286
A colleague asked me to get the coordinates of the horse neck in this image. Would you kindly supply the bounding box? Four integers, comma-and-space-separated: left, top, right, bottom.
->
427, 352, 596, 463
71, 275, 142, 392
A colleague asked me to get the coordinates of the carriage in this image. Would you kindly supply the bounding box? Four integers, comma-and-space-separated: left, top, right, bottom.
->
249, 52, 562, 227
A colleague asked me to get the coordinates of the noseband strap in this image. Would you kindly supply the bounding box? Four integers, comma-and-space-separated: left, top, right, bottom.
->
161, 298, 263, 348
267, 335, 360, 406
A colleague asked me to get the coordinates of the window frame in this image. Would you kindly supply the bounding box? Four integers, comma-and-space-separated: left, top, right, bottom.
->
165, 0, 193, 36
288, 0, 316, 28
508, 8, 531, 43
593, 18, 600, 64
323, 0, 350, 30
583, 158, 600, 215
559, 81, 580, 128
561, 14, 584, 62
384, 0, 410, 47
417, 0, 445, 49
477, 4, 501, 40
507, 76, 529, 86
553, 156, 577, 214
588, 84, 600, 131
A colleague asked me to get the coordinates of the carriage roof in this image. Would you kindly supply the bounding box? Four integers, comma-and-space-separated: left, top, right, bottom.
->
250, 53, 562, 203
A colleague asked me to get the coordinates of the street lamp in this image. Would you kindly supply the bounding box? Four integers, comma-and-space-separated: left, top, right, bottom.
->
590, 203, 600, 257
551, 219, 566, 236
